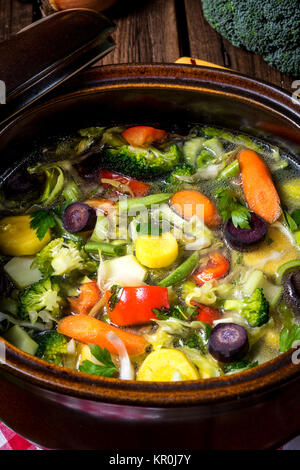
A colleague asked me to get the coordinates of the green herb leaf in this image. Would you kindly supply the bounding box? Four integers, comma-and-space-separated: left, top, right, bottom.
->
280, 324, 300, 352
107, 285, 123, 311
215, 188, 251, 229
223, 360, 258, 373
30, 210, 56, 241
291, 209, 300, 227
78, 344, 117, 377
283, 210, 298, 232
152, 304, 198, 321
79, 360, 117, 377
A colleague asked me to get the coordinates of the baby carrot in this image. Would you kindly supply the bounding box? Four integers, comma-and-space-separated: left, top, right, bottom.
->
238, 149, 281, 223
68, 280, 101, 316
170, 190, 221, 228
122, 126, 167, 147
57, 314, 147, 356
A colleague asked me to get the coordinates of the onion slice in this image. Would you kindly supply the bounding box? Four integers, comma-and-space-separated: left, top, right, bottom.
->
106, 331, 135, 380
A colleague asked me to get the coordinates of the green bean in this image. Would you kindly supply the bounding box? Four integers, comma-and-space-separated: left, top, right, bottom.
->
158, 251, 200, 287
276, 259, 300, 282
85, 241, 127, 257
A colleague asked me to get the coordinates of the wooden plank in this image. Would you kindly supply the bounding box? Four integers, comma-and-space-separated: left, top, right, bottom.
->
185, 0, 293, 91
98, 0, 180, 65
0, 0, 12, 41
0, 0, 33, 40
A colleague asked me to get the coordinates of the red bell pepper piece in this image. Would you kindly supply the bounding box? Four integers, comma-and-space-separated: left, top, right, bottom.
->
99, 169, 150, 197
191, 301, 222, 325
106, 286, 169, 326
122, 126, 167, 148
193, 252, 229, 286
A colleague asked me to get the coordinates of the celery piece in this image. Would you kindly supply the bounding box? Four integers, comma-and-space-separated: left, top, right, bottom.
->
4, 325, 38, 355
118, 194, 172, 213
63, 180, 81, 203
218, 159, 240, 180
4, 257, 42, 289
276, 259, 300, 282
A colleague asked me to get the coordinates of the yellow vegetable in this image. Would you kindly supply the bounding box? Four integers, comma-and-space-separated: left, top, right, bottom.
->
278, 179, 300, 210
264, 329, 280, 350
135, 232, 178, 268
0, 215, 51, 256
243, 225, 299, 276
136, 348, 199, 381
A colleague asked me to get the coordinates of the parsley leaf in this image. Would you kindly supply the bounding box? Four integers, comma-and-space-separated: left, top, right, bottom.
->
215, 188, 251, 229
79, 344, 117, 377
291, 209, 300, 227
280, 325, 300, 352
223, 360, 258, 373
107, 285, 123, 311
152, 304, 198, 321
283, 210, 298, 232
30, 210, 56, 241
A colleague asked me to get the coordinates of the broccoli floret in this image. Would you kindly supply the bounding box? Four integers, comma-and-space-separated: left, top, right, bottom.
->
34, 238, 97, 277
103, 144, 182, 179
35, 330, 68, 365
19, 278, 63, 320
223, 288, 269, 327
201, 0, 300, 77
165, 164, 196, 192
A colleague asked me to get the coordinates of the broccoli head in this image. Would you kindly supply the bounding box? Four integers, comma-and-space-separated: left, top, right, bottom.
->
19, 278, 63, 320
35, 330, 68, 365
223, 288, 269, 327
33, 238, 97, 277
201, 0, 300, 77
165, 164, 196, 192
103, 144, 182, 179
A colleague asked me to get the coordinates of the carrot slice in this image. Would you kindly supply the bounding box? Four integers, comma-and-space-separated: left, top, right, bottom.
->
122, 126, 167, 147
68, 281, 101, 316
57, 314, 147, 356
238, 149, 281, 223
170, 190, 221, 228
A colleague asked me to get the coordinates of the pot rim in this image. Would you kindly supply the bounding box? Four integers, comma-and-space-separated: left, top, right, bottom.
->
0, 63, 299, 407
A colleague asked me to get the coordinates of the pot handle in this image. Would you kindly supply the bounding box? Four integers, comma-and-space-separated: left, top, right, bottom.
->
0, 9, 115, 125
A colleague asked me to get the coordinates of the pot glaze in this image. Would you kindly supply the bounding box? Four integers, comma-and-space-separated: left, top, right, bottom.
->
0, 65, 299, 449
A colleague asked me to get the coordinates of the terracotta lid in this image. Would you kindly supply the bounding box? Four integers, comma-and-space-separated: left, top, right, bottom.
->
0, 9, 115, 124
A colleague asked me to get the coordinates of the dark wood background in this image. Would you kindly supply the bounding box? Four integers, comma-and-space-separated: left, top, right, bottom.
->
0, 0, 294, 92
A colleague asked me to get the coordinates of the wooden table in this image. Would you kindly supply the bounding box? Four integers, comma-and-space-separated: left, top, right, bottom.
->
0, 0, 294, 93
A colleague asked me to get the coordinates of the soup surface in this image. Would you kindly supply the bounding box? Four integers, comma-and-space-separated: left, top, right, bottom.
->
0, 124, 299, 381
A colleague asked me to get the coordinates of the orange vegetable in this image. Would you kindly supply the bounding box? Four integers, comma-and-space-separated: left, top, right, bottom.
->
57, 314, 147, 356
68, 280, 101, 315
99, 169, 150, 197
122, 126, 167, 148
84, 198, 115, 216
238, 149, 281, 223
170, 190, 221, 228
192, 252, 229, 285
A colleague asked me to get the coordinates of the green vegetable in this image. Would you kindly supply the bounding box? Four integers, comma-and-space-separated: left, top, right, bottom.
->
101, 126, 126, 147
78, 127, 105, 138
35, 330, 68, 365
91, 215, 109, 242
63, 180, 81, 203
201, 127, 267, 153
276, 259, 300, 282
201, 0, 300, 77
291, 210, 300, 227
215, 187, 251, 229
152, 304, 198, 321
242, 270, 282, 309
183, 136, 225, 168
103, 144, 181, 179
107, 285, 123, 311
278, 179, 300, 210
18, 278, 62, 320
280, 325, 300, 353
52, 213, 82, 243
183, 137, 206, 165
30, 210, 56, 241
85, 241, 126, 257
4, 256, 42, 289
118, 193, 172, 213
28, 164, 64, 206
33, 238, 97, 277
223, 360, 258, 374
158, 251, 200, 287
217, 159, 240, 180
223, 288, 269, 327
278, 302, 294, 330
4, 325, 38, 355
165, 164, 196, 192
79, 344, 117, 377
283, 210, 298, 232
